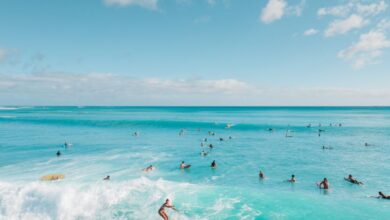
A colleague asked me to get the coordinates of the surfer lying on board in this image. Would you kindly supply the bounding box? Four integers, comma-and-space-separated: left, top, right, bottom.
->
344, 174, 363, 185
158, 198, 178, 220
318, 178, 329, 189
180, 161, 190, 169
377, 192, 390, 199
103, 175, 110, 180
143, 165, 155, 172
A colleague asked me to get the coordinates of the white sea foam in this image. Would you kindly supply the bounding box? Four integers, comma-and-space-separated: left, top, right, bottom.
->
0, 177, 192, 220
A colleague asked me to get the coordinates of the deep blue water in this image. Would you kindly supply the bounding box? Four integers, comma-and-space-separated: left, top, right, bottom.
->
0, 106, 389, 219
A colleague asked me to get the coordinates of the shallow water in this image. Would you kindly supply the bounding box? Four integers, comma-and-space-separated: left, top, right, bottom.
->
0, 106, 389, 220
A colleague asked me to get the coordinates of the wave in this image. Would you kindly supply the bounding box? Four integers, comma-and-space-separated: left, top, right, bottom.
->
0, 117, 320, 131
0, 177, 263, 220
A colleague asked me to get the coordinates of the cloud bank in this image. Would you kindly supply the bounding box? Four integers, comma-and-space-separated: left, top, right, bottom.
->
1, 73, 389, 106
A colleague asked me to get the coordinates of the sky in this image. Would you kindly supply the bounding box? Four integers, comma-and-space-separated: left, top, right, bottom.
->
0, 0, 389, 106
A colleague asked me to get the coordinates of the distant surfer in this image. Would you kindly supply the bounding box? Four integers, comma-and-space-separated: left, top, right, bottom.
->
287, 174, 296, 183
259, 171, 265, 179
64, 142, 71, 148
158, 198, 178, 220
143, 165, 155, 172
211, 160, 217, 168
306, 124, 311, 128
322, 145, 333, 150
318, 178, 329, 189
133, 132, 139, 137
200, 150, 208, 156
376, 192, 390, 199
267, 128, 274, 132
344, 174, 363, 185
219, 138, 224, 141
56, 150, 61, 157
209, 144, 213, 149
180, 161, 190, 169
103, 175, 110, 180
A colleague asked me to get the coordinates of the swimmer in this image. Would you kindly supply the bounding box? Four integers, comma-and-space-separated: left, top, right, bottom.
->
339, 123, 342, 127
209, 144, 213, 149
211, 160, 217, 168
204, 138, 208, 142
287, 174, 296, 183
318, 178, 329, 189
200, 142, 204, 147
103, 175, 110, 180
259, 171, 265, 179
200, 150, 208, 156
158, 198, 178, 220
219, 138, 224, 141
344, 174, 363, 185
56, 150, 61, 157
377, 191, 390, 199
143, 165, 155, 172
229, 136, 233, 139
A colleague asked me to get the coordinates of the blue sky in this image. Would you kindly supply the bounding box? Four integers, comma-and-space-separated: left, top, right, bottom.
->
0, 0, 389, 105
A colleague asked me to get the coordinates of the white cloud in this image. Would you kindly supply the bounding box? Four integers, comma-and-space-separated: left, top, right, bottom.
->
318, 1, 388, 17
356, 0, 388, 16
317, 3, 353, 17
1, 73, 390, 106
324, 14, 366, 37
303, 28, 318, 36
260, 0, 287, 24
104, 0, 158, 10
194, 15, 211, 24
338, 30, 390, 68
0, 48, 7, 62
0, 73, 258, 105
206, 0, 216, 6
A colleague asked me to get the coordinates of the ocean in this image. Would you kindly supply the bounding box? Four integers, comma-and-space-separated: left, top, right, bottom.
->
0, 106, 389, 220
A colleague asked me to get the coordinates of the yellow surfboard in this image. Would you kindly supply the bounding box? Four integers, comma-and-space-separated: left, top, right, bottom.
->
40, 174, 65, 181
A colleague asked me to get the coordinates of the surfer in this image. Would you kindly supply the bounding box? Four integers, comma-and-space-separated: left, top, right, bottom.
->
64, 142, 71, 148
377, 192, 390, 199
318, 178, 329, 189
56, 151, 61, 157
259, 171, 265, 179
200, 150, 208, 156
180, 161, 190, 169
158, 198, 178, 220
267, 128, 274, 131
143, 165, 155, 172
287, 174, 296, 183
306, 124, 311, 128
211, 160, 217, 168
103, 175, 110, 180
344, 174, 363, 185
219, 138, 224, 141
209, 144, 213, 149
322, 145, 333, 150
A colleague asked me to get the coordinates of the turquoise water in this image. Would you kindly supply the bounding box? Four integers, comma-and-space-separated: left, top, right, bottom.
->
0, 106, 389, 220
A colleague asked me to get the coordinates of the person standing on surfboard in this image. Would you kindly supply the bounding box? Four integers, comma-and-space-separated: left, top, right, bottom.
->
158, 198, 178, 220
